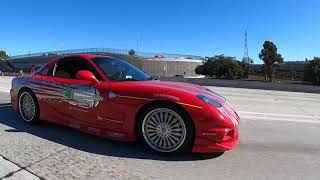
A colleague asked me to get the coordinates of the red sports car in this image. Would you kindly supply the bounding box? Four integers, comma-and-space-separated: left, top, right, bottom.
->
10, 54, 239, 154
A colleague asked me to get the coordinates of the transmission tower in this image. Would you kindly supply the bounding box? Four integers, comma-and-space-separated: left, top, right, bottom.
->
242, 31, 253, 64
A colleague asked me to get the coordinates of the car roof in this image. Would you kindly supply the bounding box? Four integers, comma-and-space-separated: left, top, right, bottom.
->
50, 54, 120, 64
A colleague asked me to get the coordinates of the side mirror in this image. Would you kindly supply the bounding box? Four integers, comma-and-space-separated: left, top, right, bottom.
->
76, 70, 100, 85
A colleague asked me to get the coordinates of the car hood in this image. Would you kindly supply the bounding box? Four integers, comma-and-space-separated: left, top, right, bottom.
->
110, 80, 226, 103
139, 80, 206, 94
128, 80, 226, 103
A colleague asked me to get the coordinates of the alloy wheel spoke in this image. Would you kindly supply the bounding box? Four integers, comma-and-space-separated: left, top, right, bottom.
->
170, 123, 181, 129
166, 114, 173, 125
159, 112, 164, 124
166, 137, 172, 147
171, 132, 183, 137
147, 129, 157, 133
169, 134, 180, 142
171, 128, 182, 132
154, 113, 161, 125
148, 121, 158, 128
163, 112, 168, 124
158, 136, 163, 147
150, 134, 158, 141
168, 118, 178, 127
154, 135, 161, 145
150, 117, 160, 126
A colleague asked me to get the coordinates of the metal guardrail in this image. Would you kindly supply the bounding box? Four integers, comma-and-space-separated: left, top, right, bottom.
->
9, 48, 204, 60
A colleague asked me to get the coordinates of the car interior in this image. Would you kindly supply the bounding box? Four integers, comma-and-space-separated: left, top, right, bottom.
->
51, 57, 102, 80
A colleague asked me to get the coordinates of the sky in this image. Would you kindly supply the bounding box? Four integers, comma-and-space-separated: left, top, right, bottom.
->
0, 0, 320, 63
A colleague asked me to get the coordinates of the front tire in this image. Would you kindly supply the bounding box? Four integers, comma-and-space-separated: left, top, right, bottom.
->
18, 89, 40, 124
138, 103, 194, 154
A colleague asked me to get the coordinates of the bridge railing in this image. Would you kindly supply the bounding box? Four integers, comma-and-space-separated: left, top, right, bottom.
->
9, 48, 204, 60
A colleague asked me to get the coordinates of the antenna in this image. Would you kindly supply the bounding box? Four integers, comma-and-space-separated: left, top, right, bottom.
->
242, 30, 253, 64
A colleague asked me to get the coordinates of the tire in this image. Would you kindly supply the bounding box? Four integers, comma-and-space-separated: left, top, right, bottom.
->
18, 89, 40, 124
137, 103, 195, 154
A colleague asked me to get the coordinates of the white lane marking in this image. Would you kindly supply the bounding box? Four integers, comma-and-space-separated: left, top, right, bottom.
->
241, 116, 320, 124
239, 111, 318, 119
0, 87, 10, 92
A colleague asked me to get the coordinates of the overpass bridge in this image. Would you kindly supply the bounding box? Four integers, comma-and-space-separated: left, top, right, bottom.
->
2, 48, 204, 77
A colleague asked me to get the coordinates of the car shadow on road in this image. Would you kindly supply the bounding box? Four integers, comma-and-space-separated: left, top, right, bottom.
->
0, 104, 223, 161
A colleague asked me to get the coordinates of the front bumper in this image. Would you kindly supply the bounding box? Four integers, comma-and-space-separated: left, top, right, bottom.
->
191, 101, 240, 153
192, 126, 239, 153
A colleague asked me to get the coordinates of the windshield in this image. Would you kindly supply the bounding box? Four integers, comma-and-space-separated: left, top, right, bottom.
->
92, 57, 152, 82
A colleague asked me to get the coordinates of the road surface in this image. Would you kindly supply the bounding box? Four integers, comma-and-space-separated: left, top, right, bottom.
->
0, 77, 319, 180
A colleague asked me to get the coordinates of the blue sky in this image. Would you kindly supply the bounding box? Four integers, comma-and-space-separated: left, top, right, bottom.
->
0, 0, 319, 63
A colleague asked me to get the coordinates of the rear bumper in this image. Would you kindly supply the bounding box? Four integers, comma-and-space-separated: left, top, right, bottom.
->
192, 126, 239, 153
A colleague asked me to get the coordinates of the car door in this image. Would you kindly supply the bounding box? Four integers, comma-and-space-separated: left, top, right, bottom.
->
50, 77, 103, 133
37, 57, 106, 134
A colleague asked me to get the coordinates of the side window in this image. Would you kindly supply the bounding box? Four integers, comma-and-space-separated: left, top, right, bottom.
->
34, 65, 48, 75
53, 57, 102, 80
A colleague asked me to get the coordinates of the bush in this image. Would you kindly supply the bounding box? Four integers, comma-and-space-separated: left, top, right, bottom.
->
0, 50, 9, 59
128, 49, 136, 56
195, 55, 247, 79
304, 57, 320, 84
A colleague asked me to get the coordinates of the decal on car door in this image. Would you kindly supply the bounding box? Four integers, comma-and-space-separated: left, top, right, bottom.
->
64, 86, 102, 108
25, 79, 102, 108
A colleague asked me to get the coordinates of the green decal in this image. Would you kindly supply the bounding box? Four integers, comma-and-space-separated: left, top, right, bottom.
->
64, 88, 73, 98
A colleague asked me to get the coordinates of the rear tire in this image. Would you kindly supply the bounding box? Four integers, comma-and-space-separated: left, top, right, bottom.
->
137, 103, 194, 154
18, 89, 40, 124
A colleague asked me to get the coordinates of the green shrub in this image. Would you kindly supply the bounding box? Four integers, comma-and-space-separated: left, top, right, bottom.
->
195, 55, 247, 79
304, 57, 320, 84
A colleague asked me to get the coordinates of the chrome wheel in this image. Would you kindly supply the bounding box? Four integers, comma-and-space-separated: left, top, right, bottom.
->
142, 108, 187, 152
19, 92, 36, 121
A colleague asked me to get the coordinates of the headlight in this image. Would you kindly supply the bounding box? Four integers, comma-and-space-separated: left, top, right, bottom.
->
196, 94, 222, 107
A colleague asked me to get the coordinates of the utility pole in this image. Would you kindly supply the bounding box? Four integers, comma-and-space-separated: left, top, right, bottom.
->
137, 32, 140, 52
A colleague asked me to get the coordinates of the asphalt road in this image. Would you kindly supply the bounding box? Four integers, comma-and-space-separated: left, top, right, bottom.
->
0, 77, 319, 180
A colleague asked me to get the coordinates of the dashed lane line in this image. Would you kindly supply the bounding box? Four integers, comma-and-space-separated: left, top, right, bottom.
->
239, 111, 320, 119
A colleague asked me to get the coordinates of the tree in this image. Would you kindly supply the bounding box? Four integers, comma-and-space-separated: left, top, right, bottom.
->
128, 49, 136, 56
0, 50, 9, 59
259, 41, 283, 81
304, 57, 320, 84
195, 55, 247, 79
